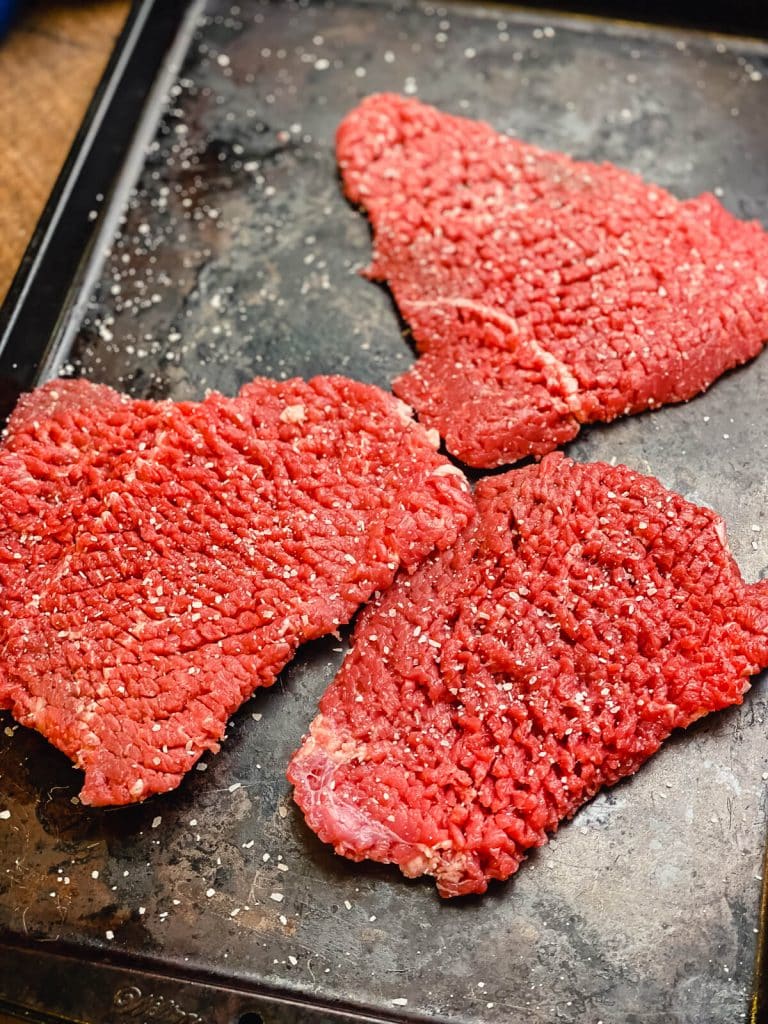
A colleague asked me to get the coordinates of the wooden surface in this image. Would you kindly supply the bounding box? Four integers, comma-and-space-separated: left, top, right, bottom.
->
0, 0, 130, 304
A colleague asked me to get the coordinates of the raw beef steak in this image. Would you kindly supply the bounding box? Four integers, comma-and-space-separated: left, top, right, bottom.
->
337, 94, 768, 467
289, 454, 768, 896
0, 376, 473, 806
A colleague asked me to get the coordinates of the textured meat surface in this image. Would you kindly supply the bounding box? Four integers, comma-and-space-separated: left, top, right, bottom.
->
289, 454, 768, 896
0, 376, 473, 806
337, 94, 768, 467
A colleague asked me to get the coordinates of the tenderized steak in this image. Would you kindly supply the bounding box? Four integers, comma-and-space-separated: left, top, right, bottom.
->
337, 94, 768, 467
0, 376, 473, 806
289, 454, 768, 896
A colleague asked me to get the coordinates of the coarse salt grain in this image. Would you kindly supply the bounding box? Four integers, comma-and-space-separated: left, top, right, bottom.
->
270, 892, 284, 903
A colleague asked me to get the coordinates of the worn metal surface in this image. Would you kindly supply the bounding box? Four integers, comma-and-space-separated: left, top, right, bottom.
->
1, 2, 768, 1022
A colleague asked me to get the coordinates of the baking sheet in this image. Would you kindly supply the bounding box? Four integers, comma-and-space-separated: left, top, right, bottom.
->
1, 1, 768, 1021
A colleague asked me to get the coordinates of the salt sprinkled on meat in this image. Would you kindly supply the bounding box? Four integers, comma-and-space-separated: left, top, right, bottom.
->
0, 375, 472, 806
289, 454, 768, 896
337, 94, 768, 467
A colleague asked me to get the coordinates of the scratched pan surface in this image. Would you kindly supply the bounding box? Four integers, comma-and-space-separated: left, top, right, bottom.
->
1, 2, 768, 1022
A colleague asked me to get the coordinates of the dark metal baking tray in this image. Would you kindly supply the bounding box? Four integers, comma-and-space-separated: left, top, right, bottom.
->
1, 2, 767, 1022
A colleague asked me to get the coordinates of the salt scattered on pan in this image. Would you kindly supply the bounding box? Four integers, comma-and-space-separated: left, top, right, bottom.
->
288, 955, 298, 966
270, 892, 284, 903
392, 998, 408, 1007
151, 816, 162, 829
344, 900, 352, 911
228, 782, 242, 793
0, 810, 11, 820
106, 930, 114, 940
205, 888, 216, 898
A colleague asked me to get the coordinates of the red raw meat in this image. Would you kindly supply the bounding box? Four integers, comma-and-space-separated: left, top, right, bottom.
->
289, 454, 768, 896
0, 376, 473, 806
337, 94, 768, 467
